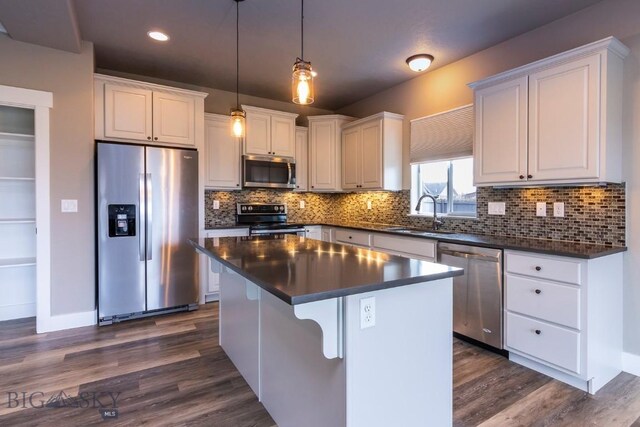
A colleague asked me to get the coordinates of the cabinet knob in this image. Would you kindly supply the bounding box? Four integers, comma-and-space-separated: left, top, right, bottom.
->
535, 266, 542, 272
519, 175, 525, 180
527, 174, 533, 179
147, 136, 152, 140
535, 289, 542, 294
296, 185, 300, 188
154, 137, 158, 141
535, 329, 542, 335
236, 184, 240, 187
311, 186, 314, 188
348, 236, 353, 239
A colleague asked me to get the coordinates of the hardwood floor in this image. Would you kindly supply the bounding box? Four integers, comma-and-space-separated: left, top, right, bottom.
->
0, 303, 638, 426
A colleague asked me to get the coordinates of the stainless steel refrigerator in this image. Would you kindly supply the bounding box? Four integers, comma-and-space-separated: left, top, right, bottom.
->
97, 142, 199, 325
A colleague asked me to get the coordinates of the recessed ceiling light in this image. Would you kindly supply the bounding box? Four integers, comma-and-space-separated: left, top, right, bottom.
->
147, 31, 169, 42
406, 54, 434, 72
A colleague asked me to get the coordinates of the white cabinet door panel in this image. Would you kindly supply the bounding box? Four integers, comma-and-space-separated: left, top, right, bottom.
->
295, 128, 308, 191
271, 116, 296, 157
152, 92, 195, 146
104, 84, 152, 142
474, 76, 528, 184
360, 120, 383, 189
245, 111, 271, 155
310, 121, 337, 190
205, 117, 241, 189
342, 127, 360, 190
528, 55, 600, 181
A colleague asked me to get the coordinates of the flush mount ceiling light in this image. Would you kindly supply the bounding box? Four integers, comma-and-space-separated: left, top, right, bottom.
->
230, 0, 246, 138
406, 54, 434, 72
147, 31, 170, 42
291, 0, 315, 105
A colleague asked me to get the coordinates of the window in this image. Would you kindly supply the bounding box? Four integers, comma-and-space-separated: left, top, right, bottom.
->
411, 157, 476, 217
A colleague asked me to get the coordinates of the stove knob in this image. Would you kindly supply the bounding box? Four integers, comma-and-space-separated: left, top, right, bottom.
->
248, 206, 253, 211
241, 206, 246, 212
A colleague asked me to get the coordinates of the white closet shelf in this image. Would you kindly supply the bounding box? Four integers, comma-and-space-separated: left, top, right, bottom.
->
0, 218, 35, 224
0, 258, 36, 268
0, 177, 35, 181
0, 132, 35, 141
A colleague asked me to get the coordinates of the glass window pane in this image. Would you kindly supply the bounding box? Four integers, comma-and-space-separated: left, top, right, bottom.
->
451, 157, 476, 214
417, 161, 449, 214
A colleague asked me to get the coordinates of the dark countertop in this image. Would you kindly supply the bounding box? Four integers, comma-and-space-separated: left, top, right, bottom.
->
191, 235, 463, 305
205, 221, 626, 259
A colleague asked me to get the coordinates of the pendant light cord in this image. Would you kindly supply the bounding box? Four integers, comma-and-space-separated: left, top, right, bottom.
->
300, 0, 304, 61
236, 0, 240, 109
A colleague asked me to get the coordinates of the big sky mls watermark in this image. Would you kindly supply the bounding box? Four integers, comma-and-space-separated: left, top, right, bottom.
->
6, 390, 121, 420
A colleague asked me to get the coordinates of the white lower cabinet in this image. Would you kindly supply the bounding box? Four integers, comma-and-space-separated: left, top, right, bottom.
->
201, 228, 249, 302
370, 233, 436, 262
334, 229, 371, 247
320, 227, 334, 243
304, 226, 322, 240
504, 250, 623, 394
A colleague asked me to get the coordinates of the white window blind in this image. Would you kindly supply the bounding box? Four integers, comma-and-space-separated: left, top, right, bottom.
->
410, 104, 473, 163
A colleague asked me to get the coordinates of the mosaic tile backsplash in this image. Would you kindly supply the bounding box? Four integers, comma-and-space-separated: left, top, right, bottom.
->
205, 184, 626, 246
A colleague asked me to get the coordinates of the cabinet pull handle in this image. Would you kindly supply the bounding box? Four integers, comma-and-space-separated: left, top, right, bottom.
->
147, 136, 152, 140
535, 289, 542, 294
527, 174, 533, 179
519, 175, 525, 179
535, 329, 542, 335
535, 266, 542, 271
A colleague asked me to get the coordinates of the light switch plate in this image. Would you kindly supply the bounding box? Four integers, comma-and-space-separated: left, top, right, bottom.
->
536, 202, 547, 217
61, 199, 78, 213
299, 200, 305, 209
553, 202, 565, 217
213, 200, 220, 210
488, 202, 506, 215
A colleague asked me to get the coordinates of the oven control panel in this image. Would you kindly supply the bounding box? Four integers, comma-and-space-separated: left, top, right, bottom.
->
237, 203, 287, 215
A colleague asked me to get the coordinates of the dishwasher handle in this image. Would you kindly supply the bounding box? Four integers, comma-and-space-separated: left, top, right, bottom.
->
438, 249, 501, 263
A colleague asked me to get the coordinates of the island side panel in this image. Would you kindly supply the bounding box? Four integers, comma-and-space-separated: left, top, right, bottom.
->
219, 264, 261, 398
344, 278, 453, 427
260, 289, 346, 427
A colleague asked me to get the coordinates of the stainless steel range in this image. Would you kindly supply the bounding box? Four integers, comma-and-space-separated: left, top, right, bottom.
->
237, 203, 306, 236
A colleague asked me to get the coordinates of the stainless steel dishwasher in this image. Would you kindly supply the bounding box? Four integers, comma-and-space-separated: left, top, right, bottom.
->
437, 242, 503, 349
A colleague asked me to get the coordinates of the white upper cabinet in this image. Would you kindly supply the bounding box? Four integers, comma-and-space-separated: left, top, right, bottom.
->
308, 115, 354, 191
341, 112, 403, 191
96, 74, 207, 147
470, 37, 629, 186
104, 84, 153, 142
243, 105, 297, 158
152, 91, 195, 146
294, 127, 309, 191
204, 114, 242, 190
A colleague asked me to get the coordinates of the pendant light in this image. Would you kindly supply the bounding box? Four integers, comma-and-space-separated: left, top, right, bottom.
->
230, 0, 245, 138
292, 0, 315, 105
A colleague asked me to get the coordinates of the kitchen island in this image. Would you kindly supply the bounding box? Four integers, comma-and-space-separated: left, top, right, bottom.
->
191, 235, 463, 427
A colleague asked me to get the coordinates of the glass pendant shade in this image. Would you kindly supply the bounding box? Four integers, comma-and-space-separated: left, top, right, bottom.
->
292, 59, 315, 105
230, 109, 245, 138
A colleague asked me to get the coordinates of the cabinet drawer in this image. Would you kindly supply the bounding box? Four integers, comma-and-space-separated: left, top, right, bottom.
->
506, 252, 582, 285
335, 229, 370, 247
506, 312, 580, 374
506, 274, 580, 329
371, 234, 436, 260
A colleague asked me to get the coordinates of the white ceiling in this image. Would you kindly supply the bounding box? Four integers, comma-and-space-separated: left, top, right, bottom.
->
0, 0, 603, 109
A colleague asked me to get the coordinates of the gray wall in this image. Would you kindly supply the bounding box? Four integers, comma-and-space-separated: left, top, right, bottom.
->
337, 0, 640, 357
0, 34, 95, 316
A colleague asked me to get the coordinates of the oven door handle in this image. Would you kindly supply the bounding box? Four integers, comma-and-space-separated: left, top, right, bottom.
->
251, 229, 305, 235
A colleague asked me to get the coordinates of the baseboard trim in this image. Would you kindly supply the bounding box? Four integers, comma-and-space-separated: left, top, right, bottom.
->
623, 352, 640, 377
38, 309, 97, 333
0, 303, 36, 321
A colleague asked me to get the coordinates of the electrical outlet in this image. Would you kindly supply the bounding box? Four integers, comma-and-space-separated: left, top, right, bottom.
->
360, 297, 376, 329
488, 202, 505, 215
61, 199, 78, 213
536, 202, 547, 217
213, 200, 220, 210
299, 200, 305, 209
367, 200, 372, 210
553, 202, 565, 217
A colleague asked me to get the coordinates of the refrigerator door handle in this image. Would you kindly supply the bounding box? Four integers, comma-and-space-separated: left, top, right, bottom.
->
139, 173, 146, 261
146, 173, 153, 261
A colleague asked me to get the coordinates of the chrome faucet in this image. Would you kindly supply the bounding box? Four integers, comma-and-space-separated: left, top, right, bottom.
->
415, 193, 443, 230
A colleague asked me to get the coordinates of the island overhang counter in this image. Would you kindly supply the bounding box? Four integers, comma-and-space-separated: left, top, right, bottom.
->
191, 235, 463, 427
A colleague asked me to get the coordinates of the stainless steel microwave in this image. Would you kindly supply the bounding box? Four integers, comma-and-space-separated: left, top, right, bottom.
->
242, 155, 296, 189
